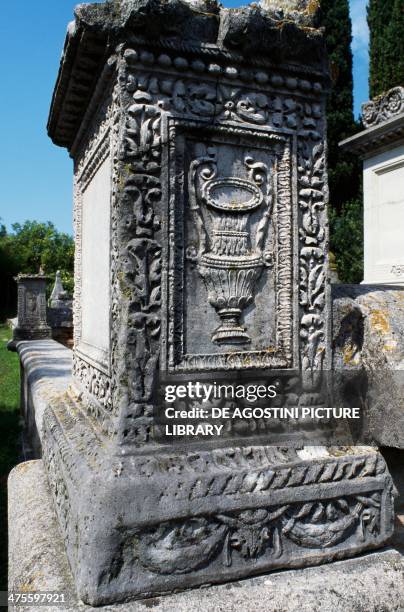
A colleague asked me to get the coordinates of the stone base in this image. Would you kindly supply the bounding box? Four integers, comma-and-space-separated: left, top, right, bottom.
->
11, 340, 398, 606
13, 327, 52, 341
39, 390, 396, 606
8, 460, 404, 612
8, 328, 52, 352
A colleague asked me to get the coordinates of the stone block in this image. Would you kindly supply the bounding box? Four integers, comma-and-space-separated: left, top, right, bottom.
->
16, 339, 72, 457
8, 460, 404, 612
10, 274, 51, 344
332, 285, 404, 448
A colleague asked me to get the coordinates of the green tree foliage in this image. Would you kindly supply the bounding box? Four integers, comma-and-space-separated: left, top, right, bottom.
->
321, 0, 361, 214
320, 0, 363, 282
9, 221, 74, 278
329, 198, 363, 284
368, 0, 404, 98
0, 222, 20, 319
0, 220, 74, 319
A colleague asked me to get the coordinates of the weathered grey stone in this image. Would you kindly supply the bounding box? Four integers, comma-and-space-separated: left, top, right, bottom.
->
9, 274, 51, 345
48, 0, 326, 150
47, 272, 73, 348
8, 460, 404, 612
260, 0, 321, 26
333, 285, 404, 447
49, 270, 72, 309
39, 0, 397, 605
13, 340, 399, 602
16, 339, 72, 457
362, 86, 404, 129
7, 317, 17, 330
8, 461, 77, 609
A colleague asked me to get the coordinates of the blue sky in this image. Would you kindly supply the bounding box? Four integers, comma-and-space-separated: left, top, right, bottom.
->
0, 0, 369, 236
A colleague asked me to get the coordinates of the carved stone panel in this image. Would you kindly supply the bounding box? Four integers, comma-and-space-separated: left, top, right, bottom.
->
80, 154, 111, 367
362, 86, 404, 128
363, 146, 404, 285
70, 93, 115, 425
164, 122, 295, 373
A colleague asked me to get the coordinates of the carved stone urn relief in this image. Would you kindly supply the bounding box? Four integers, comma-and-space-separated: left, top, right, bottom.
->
188, 148, 273, 345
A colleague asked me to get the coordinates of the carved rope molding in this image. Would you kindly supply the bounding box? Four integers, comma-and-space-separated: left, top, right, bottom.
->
362, 86, 404, 128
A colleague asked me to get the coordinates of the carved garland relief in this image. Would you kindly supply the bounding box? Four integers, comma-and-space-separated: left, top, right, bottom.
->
135, 492, 383, 575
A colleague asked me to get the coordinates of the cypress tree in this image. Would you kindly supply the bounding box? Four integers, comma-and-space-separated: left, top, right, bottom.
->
368, 0, 404, 98
320, 0, 363, 282
320, 0, 360, 214
383, 0, 404, 94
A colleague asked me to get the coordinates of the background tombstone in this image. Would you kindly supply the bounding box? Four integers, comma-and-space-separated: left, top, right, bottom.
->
47, 271, 74, 348
49, 270, 72, 309
340, 86, 404, 285
11, 273, 51, 343
44, 0, 395, 605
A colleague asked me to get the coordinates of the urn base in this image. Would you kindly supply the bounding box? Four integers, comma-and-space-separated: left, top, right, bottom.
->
212, 311, 251, 344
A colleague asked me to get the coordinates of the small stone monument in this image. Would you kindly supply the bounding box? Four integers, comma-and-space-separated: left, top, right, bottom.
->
49, 270, 72, 308
341, 86, 404, 285
47, 271, 74, 348
45, 0, 395, 605
11, 273, 51, 342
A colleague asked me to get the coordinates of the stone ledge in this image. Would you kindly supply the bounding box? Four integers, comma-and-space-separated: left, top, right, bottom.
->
339, 112, 404, 157
8, 460, 404, 612
14, 340, 72, 453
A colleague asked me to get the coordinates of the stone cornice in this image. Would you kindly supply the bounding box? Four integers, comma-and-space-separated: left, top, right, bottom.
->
47, 21, 110, 151
339, 112, 404, 157
47, 0, 327, 152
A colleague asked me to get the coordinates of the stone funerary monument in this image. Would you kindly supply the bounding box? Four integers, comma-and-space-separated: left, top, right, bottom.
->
12, 274, 51, 342
341, 86, 404, 285
46, 0, 395, 604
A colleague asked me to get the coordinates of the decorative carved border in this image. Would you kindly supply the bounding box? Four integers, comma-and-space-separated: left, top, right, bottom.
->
297, 127, 328, 383
135, 489, 389, 575
164, 119, 295, 372
362, 86, 404, 128
122, 43, 326, 94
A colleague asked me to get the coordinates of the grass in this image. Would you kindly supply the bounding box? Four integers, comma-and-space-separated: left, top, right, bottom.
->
0, 323, 20, 591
